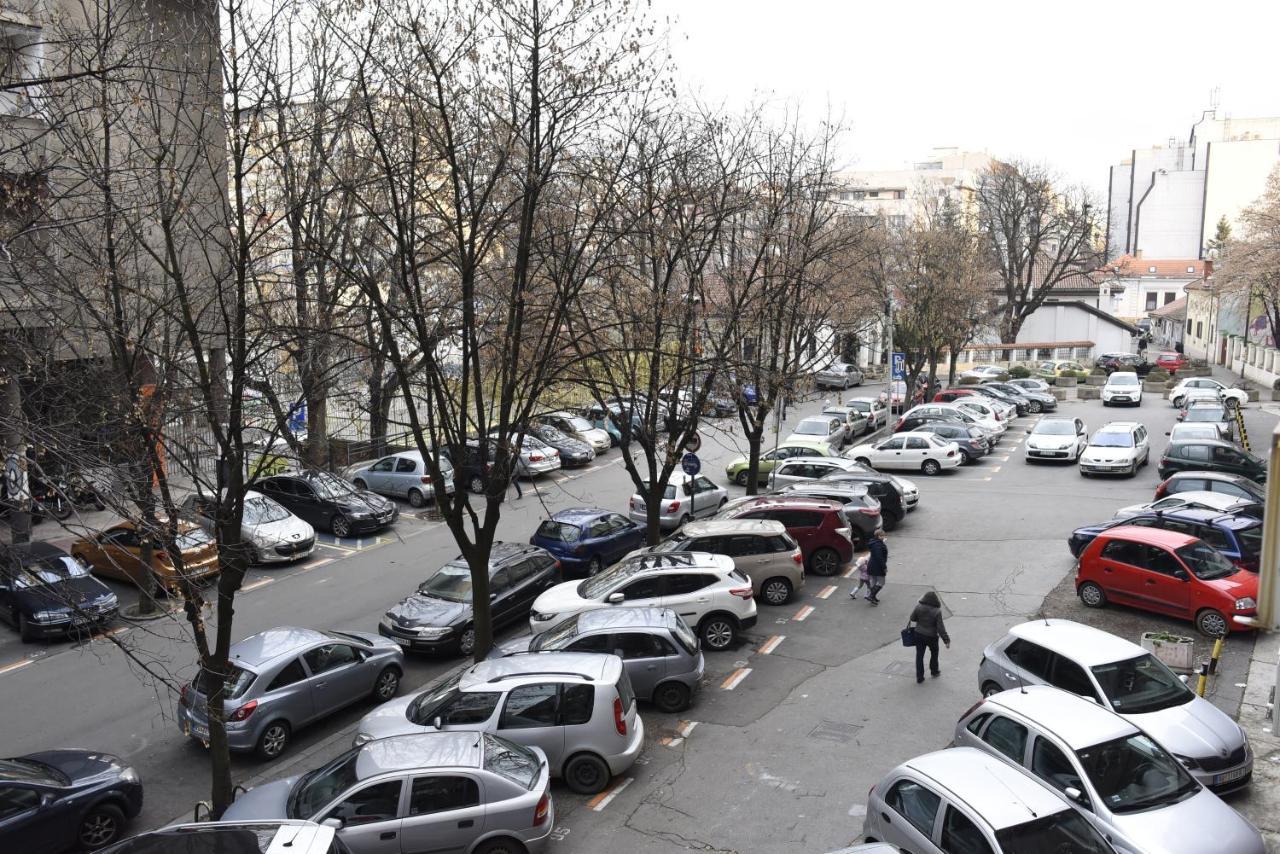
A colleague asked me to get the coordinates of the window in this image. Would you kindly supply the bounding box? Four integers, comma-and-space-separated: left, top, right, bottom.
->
561, 684, 595, 725
500, 684, 560, 729
1187, 318, 1194, 333
588, 518, 612, 538
0, 23, 44, 117
1145, 546, 1186, 578
1049, 656, 1099, 700
621, 577, 666, 600
1200, 526, 1232, 551
0, 786, 39, 820
267, 658, 307, 692
893, 190, 906, 200
904, 436, 930, 450
1005, 639, 1052, 680
982, 716, 1029, 763
1213, 446, 1242, 464
325, 780, 402, 825
1178, 444, 1211, 462
878, 437, 905, 451
885, 779, 941, 837
489, 568, 512, 594
508, 559, 538, 585
441, 692, 501, 725
665, 574, 715, 596
395, 458, 417, 473
565, 634, 611, 654
720, 535, 765, 557
1145, 293, 1158, 311
966, 712, 990, 735
1030, 738, 1086, 803
774, 510, 822, 528
409, 776, 479, 816
370, 458, 395, 472
303, 644, 358, 675
1036, 348, 1052, 360
612, 632, 668, 660
942, 806, 995, 854
1100, 539, 1147, 568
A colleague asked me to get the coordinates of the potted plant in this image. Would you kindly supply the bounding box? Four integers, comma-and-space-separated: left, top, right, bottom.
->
1140, 630, 1195, 672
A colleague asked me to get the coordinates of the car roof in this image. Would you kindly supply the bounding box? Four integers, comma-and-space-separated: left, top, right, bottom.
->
1107, 371, 1139, 379
551, 507, 611, 524
1169, 469, 1250, 482
231, 626, 332, 668
796, 414, 839, 424
1133, 506, 1238, 526
0, 540, 72, 563
357, 733, 481, 777
901, 747, 1070, 830
727, 496, 846, 513
462, 651, 619, 687
681, 518, 787, 537
1098, 524, 1199, 549
848, 396, 882, 404
574, 607, 679, 632
1096, 421, 1140, 431
778, 480, 869, 496
986, 686, 1137, 749
1168, 437, 1235, 449
1006, 620, 1144, 668
777, 438, 834, 449
106, 821, 336, 854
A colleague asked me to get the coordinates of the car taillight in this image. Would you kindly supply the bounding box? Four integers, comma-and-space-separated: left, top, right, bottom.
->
419, 475, 432, 484
836, 526, 852, 542
533, 790, 550, 826
1155, 479, 1169, 498
792, 550, 803, 564
530, 453, 544, 462
229, 700, 258, 722
946, 449, 955, 457
958, 699, 983, 722
858, 507, 879, 516
667, 501, 680, 513
613, 697, 626, 735
729, 585, 754, 600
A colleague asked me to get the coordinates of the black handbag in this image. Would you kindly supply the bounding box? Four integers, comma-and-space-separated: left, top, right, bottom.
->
900, 626, 917, 647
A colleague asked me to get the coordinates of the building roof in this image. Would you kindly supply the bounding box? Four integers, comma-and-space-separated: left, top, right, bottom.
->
1109, 256, 1205, 278
1150, 295, 1188, 319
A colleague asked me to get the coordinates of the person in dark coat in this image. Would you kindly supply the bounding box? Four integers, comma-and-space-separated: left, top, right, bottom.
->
864, 530, 888, 605
908, 591, 951, 683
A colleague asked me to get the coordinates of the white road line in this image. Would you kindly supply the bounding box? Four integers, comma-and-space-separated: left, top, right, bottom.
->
816, 585, 837, 600
758, 635, 785, 655
661, 736, 685, 748
793, 605, 814, 622
0, 658, 34, 675
841, 565, 858, 578
721, 667, 752, 690
242, 578, 273, 592
991, 466, 1002, 473
589, 776, 634, 811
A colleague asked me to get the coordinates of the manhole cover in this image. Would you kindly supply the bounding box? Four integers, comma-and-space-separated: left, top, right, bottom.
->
882, 660, 913, 676
809, 720, 862, 743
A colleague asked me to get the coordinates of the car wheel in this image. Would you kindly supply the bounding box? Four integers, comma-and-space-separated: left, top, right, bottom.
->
1028, 400, 1042, 413
407, 488, 426, 508
883, 511, 900, 532
808, 547, 840, 577
244, 544, 261, 566
1101, 400, 1109, 407
1225, 397, 1240, 410
352, 478, 368, 490
981, 681, 1003, 698
587, 555, 604, 576
473, 838, 528, 854
652, 681, 693, 713
734, 470, 750, 487
372, 666, 401, 702
330, 514, 351, 538
855, 457, 871, 467
458, 626, 476, 657
761, 577, 793, 606
921, 459, 942, 476
17, 613, 37, 643
563, 752, 612, 795
717, 497, 727, 508
78, 802, 126, 850
1196, 608, 1229, 638
958, 449, 971, 465
468, 474, 485, 494
1172, 396, 1184, 408
1078, 582, 1107, 609
256, 720, 291, 759
698, 614, 737, 651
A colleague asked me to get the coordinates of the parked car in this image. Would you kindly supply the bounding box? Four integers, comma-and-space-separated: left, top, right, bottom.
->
821, 404, 870, 437
1170, 377, 1247, 409
438, 443, 494, 494
181, 489, 316, 564
822, 470, 910, 530
1078, 422, 1149, 477
971, 384, 1029, 416
1068, 507, 1262, 571
0, 748, 143, 853
978, 619, 1253, 793
935, 401, 1004, 438
959, 364, 1008, 381
1094, 351, 1131, 369
497, 608, 703, 713
886, 380, 909, 413
908, 422, 988, 464
0, 542, 118, 642
1165, 422, 1224, 443
723, 440, 834, 487
1156, 351, 1191, 373
900, 403, 1000, 441
71, 519, 220, 591
346, 449, 455, 507
100, 821, 340, 854
768, 480, 883, 542
222, 732, 555, 853
1100, 353, 1152, 376
380, 543, 561, 656
862, 746, 1117, 853
578, 405, 624, 446
892, 405, 970, 435
783, 415, 849, 452
354, 653, 641, 795
1075, 525, 1259, 636
528, 552, 757, 650
524, 423, 595, 468
529, 509, 642, 578
178, 626, 405, 759
814, 361, 864, 389
638, 518, 804, 605
1101, 371, 1143, 407
257, 470, 398, 538
934, 388, 1015, 420
539, 411, 612, 452
1155, 469, 1267, 503
768, 455, 867, 488
717, 496, 854, 576
1178, 401, 1234, 441
954, 396, 1013, 427
847, 396, 889, 430
845, 432, 962, 475
983, 380, 1057, 413
1036, 360, 1085, 380
628, 472, 727, 530
1158, 438, 1266, 482
1007, 377, 1053, 394
1024, 416, 1088, 463
494, 433, 564, 477
956, 688, 1264, 854
1114, 490, 1263, 521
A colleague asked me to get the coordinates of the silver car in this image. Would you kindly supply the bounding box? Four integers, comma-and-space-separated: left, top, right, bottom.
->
348, 449, 456, 507
767, 456, 866, 489
101, 821, 341, 854
783, 415, 849, 451
847, 396, 889, 430
222, 733, 554, 854
977, 619, 1253, 793
815, 362, 864, 389
821, 404, 870, 437
497, 607, 704, 712
954, 687, 1265, 854
628, 471, 727, 529
176, 626, 404, 759
539, 411, 611, 453
181, 489, 316, 564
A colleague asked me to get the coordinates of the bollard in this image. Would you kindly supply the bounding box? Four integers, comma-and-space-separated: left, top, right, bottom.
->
1196, 661, 1210, 698
1235, 406, 1250, 452
1208, 637, 1225, 675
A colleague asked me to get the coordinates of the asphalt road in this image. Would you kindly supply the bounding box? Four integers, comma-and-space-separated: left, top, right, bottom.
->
2, 380, 1275, 852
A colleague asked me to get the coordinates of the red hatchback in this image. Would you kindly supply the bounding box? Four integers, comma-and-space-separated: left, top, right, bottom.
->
1075, 525, 1258, 636
1156, 352, 1190, 373
720, 497, 854, 577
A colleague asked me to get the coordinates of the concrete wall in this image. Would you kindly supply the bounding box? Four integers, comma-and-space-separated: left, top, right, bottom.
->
1014, 305, 1135, 355
1201, 138, 1280, 249
1107, 163, 1133, 259
1133, 169, 1207, 258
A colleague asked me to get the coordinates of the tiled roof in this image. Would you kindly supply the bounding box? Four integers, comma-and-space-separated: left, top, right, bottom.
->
1108, 256, 1204, 278
1150, 296, 1188, 318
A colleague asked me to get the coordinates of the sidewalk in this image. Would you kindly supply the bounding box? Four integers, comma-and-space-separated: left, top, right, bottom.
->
1233, 638, 1280, 850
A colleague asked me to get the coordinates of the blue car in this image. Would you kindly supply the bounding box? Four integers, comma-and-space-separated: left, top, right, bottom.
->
530, 508, 645, 577
1067, 507, 1261, 571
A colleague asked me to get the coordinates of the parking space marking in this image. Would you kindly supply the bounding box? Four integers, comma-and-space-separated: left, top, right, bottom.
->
758, 635, 785, 655
0, 658, 33, 675
990, 466, 1001, 473
316, 542, 357, 554
294, 557, 335, 574
841, 565, 858, 578
816, 585, 837, 600
588, 776, 634, 811
660, 736, 684, 748
242, 578, 274, 592
721, 667, 752, 690
792, 605, 814, 622
676, 720, 698, 737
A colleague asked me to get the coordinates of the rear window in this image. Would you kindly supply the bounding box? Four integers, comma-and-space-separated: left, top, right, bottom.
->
616, 668, 636, 712
768, 534, 795, 553
1235, 523, 1262, 559
482, 733, 541, 789
196, 665, 255, 701
639, 483, 678, 500
669, 616, 698, 655
729, 568, 750, 585
535, 521, 580, 543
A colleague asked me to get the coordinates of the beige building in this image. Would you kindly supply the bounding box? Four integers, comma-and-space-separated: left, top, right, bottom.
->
832, 148, 993, 227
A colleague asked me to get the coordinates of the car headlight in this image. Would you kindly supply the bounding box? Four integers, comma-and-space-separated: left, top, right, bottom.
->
1235, 597, 1257, 610
32, 610, 70, 624
353, 732, 374, 746
119, 766, 140, 783
415, 627, 451, 639
531, 611, 556, 623
348, 508, 372, 518
1172, 753, 1201, 770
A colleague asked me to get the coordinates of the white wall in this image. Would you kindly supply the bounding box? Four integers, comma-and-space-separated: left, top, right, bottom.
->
1013, 304, 1136, 355
1133, 170, 1207, 258
1201, 138, 1280, 249
1107, 162, 1133, 259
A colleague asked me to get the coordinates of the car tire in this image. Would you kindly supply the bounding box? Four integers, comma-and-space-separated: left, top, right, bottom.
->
1196, 608, 1229, 638
458, 626, 476, 657
1172, 396, 1184, 408
1226, 396, 1240, 410
563, 752, 612, 795
981, 681, 1003, 698
698, 614, 737, 651
587, 555, 604, 576
330, 514, 351, 538
407, 488, 426, 508
855, 457, 871, 467
883, 511, 901, 532
1078, 582, 1107, 609
256, 720, 291, 760
352, 478, 368, 490
808, 547, 841, 577
734, 470, 750, 487
1028, 400, 1042, 414
78, 802, 126, 850
718, 497, 727, 509
17, 613, 37, 643
652, 681, 693, 713
372, 666, 401, 702
958, 449, 971, 465
678, 514, 692, 528
468, 474, 485, 494
761, 577, 793, 606
473, 838, 528, 854
921, 459, 942, 476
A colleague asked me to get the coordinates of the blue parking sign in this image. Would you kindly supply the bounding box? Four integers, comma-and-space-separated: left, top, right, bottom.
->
892, 352, 905, 380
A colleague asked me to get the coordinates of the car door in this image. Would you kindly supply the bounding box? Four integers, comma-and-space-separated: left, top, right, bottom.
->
302, 642, 370, 718
692, 476, 720, 517
871, 437, 905, 469
98, 527, 147, 583
1000, 638, 1053, 689
389, 456, 420, 498
1134, 426, 1149, 464
0, 784, 65, 854
397, 774, 484, 854
879, 777, 943, 853
719, 534, 769, 588
1046, 654, 1104, 703
608, 514, 643, 561
659, 573, 717, 624
617, 574, 668, 609
1094, 539, 1149, 605
1137, 545, 1193, 617
321, 778, 404, 854
259, 656, 314, 728
940, 804, 996, 854
487, 568, 518, 626
611, 631, 670, 699
363, 456, 396, 493
902, 435, 933, 467
497, 683, 565, 769
1211, 445, 1250, 477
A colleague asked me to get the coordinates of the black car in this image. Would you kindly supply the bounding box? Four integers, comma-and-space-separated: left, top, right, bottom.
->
820, 471, 907, 530
439, 443, 491, 494
256, 470, 397, 538
525, 423, 594, 468
982, 381, 1057, 414
0, 749, 143, 853
907, 422, 989, 464
0, 543, 118, 642
379, 542, 560, 656
1100, 353, 1152, 376
1157, 439, 1266, 482
1155, 470, 1267, 503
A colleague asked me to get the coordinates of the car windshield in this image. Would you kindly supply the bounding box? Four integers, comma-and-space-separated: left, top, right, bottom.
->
1091, 654, 1193, 714
1075, 733, 1197, 813
1090, 432, 1133, 448
1171, 425, 1219, 440
1176, 541, 1238, 581
243, 496, 291, 526
406, 667, 467, 724
418, 563, 474, 602
1235, 523, 1262, 560
994, 809, 1114, 852
288, 748, 361, 819
579, 561, 649, 599
483, 734, 541, 789
794, 419, 832, 435
13, 554, 91, 588
566, 416, 594, 432
529, 615, 582, 651
306, 472, 358, 500
847, 400, 869, 413
535, 521, 581, 543
0, 758, 69, 786
1184, 408, 1225, 422
1033, 421, 1075, 436
1109, 375, 1140, 386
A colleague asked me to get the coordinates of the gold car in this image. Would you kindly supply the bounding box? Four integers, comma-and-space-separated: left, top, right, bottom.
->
72, 520, 220, 590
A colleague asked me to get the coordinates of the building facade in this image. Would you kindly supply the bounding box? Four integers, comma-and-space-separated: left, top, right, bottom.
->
832, 148, 993, 228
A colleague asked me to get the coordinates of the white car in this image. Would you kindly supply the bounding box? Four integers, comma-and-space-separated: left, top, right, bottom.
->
956, 397, 1011, 425
847, 396, 889, 430
540, 410, 612, 453
936, 402, 1003, 437
783, 415, 848, 451
892, 475, 920, 510
767, 456, 867, 488
181, 489, 315, 564
1170, 377, 1248, 409
1113, 489, 1259, 520
528, 552, 757, 651
960, 364, 1007, 380
1078, 421, 1150, 477
1101, 370, 1143, 407
844, 432, 961, 476
1024, 416, 1087, 462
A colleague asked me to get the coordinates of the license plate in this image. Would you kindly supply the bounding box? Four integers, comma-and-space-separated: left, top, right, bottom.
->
183, 721, 210, 741
1213, 767, 1249, 785
391, 637, 411, 647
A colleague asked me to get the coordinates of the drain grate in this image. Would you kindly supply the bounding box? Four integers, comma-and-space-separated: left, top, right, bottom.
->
809, 719, 862, 743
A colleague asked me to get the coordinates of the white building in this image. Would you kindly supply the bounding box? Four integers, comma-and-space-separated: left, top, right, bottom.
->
1102, 256, 1205, 323
1107, 111, 1280, 260
832, 148, 993, 228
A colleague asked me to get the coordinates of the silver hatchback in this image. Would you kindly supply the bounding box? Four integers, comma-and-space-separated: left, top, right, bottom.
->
222, 732, 554, 854
176, 626, 405, 759
348, 449, 456, 507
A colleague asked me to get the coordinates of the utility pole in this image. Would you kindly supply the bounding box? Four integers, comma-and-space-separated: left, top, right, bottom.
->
885, 296, 895, 380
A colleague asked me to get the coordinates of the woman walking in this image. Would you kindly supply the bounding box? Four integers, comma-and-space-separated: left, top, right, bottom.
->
908, 591, 950, 683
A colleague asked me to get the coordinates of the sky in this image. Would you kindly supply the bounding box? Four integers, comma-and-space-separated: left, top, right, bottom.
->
647, 0, 1280, 195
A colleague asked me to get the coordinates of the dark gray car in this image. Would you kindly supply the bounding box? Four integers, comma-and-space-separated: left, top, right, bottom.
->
176, 626, 405, 759
908, 422, 989, 464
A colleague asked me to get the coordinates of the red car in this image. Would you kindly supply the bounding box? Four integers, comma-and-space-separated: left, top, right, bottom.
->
1075, 525, 1258, 636
1156, 352, 1190, 373
719, 497, 854, 576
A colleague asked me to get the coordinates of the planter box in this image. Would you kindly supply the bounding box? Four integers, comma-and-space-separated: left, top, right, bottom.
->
1056, 375, 1079, 387
1140, 631, 1195, 673
1077, 386, 1100, 400
1050, 387, 1067, 400
1085, 374, 1106, 386
1142, 381, 1166, 393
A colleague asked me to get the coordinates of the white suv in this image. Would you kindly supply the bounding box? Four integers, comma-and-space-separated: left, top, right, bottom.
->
528, 552, 758, 651
1101, 371, 1143, 406
1170, 377, 1247, 409
1078, 421, 1149, 477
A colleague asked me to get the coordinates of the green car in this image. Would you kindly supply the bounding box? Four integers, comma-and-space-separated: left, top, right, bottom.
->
724, 440, 835, 487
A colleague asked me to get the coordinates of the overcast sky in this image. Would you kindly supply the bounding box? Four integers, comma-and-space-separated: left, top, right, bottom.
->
649, 0, 1280, 196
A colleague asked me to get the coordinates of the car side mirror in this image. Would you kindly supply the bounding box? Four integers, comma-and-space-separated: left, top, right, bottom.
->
1063, 786, 1086, 805
607, 592, 624, 605
432, 715, 444, 730
1164, 431, 1171, 436
1025, 428, 1032, 434
322, 817, 345, 830
1173, 569, 1189, 581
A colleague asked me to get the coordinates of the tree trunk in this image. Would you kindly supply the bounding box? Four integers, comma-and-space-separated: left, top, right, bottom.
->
999, 310, 1022, 345
744, 421, 765, 496
947, 350, 959, 385
304, 393, 328, 470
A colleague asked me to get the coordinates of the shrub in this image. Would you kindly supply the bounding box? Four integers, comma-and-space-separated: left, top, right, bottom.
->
1008, 365, 1030, 379
1074, 370, 1091, 381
